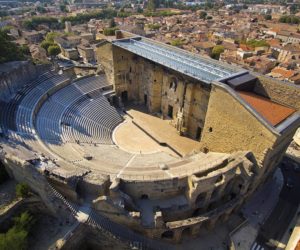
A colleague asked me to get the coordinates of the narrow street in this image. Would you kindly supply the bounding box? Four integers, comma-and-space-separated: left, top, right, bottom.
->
252, 157, 300, 250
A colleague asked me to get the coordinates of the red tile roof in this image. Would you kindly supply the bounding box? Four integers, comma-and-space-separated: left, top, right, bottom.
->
271, 67, 295, 79
238, 91, 296, 126
239, 44, 254, 51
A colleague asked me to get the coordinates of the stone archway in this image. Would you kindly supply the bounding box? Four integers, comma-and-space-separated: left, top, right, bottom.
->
195, 192, 206, 205
140, 194, 149, 200
181, 227, 191, 239
161, 230, 174, 239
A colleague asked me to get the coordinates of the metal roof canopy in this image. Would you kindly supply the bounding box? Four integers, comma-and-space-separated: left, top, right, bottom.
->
112, 37, 245, 84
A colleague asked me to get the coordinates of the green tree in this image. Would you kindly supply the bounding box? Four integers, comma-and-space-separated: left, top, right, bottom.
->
13, 211, 35, 232
211, 45, 224, 60
41, 40, 53, 51
137, 7, 143, 13
199, 11, 207, 19
103, 27, 118, 36
109, 18, 116, 28
48, 45, 61, 56
0, 227, 28, 250
15, 183, 30, 198
147, 0, 159, 12
0, 211, 35, 250
45, 32, 61, 43
19, 45, 30, 56
0, 30, 25, 63
60, 4, 67, 13
170, 38, 183, 47
1, 25, 13, 34
147, 23, 161, 30
279, 15, 300, 24
246, 39, 269, 48
37, 6, 47, 13
264, 14, 272, 20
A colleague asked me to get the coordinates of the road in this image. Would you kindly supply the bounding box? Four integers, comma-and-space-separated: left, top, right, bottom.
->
251, 157, 300, 250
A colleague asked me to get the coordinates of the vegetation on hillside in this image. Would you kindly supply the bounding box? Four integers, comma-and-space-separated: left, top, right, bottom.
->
40, 32, 61, 56
144, 10, 177, 17
15, 183, 30, 198
147, 23, 161, 30
61, 9, 117, 25
103, 27, 118, 36
279, 15, 300, 24
170, 38, 184, 47
0, 211, 35, 250
47, 45, 61, 56
245, 39, 269, 48
23, 16, 61, 30
0, 30, 29, 63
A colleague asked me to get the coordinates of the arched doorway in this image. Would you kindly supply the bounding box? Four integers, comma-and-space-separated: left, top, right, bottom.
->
195, 192, 206, 205
181, 227, 191, 239
140, 194, 149, 200
161, 230, 174, 239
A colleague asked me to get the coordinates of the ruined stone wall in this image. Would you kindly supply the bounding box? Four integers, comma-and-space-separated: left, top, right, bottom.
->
121, 177, 186, 200
200, 84, 277, 164
109, 45, 210, 138
254, 75, 300, 110
0, 61, 50, 102
183, 83, 210, 139
95, 42, 115, 86
1, 150, 66, 217
187, 153, 254, 208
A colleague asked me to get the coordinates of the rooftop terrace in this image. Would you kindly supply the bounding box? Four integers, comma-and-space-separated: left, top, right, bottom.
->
112, 37, 245, 84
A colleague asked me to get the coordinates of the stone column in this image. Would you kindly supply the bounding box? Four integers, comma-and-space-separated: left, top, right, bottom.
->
173, 229, 182, 243
206, 217, 218, 231
215, 182, 226, 200
191, 223, 202, 236
203, 190, 213, 207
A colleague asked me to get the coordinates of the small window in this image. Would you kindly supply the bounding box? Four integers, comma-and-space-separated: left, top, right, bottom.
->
141, 194, 148, 199
209, 127, 213, 132
169, 77, 178, 91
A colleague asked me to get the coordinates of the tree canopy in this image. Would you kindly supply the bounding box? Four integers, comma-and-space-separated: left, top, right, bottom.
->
170, 38, 184, 47
279, 15, 300, 24
23, 16, 61, 30
0, 211, 35, 250
246, 39, 269, 48
47, 45, 61, 56
0, 30, 26, 63
199, 11, 207, 19
211, 45, 224, 60
103, 27, 118, 36
16, 183, 30, 198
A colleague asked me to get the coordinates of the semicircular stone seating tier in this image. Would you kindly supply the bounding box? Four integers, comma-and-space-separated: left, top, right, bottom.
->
0, 71, 55, 133
35, 75, 123, 147
15, 74, 70, 136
